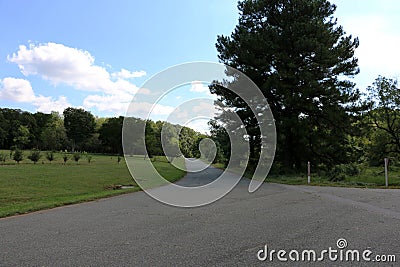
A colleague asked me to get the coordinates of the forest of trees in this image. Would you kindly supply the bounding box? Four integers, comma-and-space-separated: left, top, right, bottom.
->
0, 107, 206, 159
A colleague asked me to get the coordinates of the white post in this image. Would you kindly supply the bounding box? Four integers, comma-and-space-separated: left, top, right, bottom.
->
307, 161, 311, 184
384, 158, 389, 188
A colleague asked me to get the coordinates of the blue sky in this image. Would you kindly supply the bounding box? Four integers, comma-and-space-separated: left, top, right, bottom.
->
0, 0, 399, 132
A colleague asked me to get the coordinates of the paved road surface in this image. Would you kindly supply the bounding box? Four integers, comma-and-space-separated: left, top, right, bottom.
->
1, 159, 400, 266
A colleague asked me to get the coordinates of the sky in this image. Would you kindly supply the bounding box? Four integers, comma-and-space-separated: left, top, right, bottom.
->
0, 0, 399, 133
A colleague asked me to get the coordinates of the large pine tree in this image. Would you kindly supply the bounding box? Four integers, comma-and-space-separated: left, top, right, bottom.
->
212, 0, 364, 171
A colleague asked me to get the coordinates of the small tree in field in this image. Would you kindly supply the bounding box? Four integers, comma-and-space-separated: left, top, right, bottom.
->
73, 152, 81, 164
13, 149, 23, 164
28, 149, 41, 164
46, 151, 55, 164
86, 154, 92, 164
62, 153, 69, 165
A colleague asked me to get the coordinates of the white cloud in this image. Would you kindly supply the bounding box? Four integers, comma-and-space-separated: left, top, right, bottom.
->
83, 93, 132, 114
7, 42, 149, 114
164, 100, 219, 131
126, 101, 175, 117
186, 119, 211, 134
7, 43, 146, 97
151, 103, 175, 116
8, 43, 111, 91
112, 68, 146, 79
0, 77, 71, 113
0, 77, 35, 102
84, 93, 175, 117
192, 101, 217, 115
34, 95, 70, 113
172, 107, 190, 120
190, 80, 211, 95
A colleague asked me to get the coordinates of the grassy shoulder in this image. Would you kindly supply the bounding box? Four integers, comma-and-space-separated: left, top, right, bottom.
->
0, 152, 186, 218
211, 162, 400, 189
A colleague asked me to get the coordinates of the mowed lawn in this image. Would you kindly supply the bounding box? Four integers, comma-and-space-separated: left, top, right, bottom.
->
0, 152, 186, 218
212, 163, 400, 189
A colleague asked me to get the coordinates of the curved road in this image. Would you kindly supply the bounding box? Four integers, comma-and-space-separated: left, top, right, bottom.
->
1, 159, 400, 266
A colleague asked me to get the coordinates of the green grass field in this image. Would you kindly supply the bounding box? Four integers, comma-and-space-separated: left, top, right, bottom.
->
264, 165, 400, 188
0, 151, 186, 218
212, 162, 400, 189
266, 173, 400, 188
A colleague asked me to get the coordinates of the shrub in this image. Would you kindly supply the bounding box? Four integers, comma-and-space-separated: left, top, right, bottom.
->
269, 162, 286, 175
343, 163, 361, 176
62, 153, 69, 165
28, 149, 41, 164
13, 149, 23, 164
327, 165, 346, 181
73, 152, 81, 164
86, 154, 92, 164
327, 163, 361, 182
46, 151, 55, 163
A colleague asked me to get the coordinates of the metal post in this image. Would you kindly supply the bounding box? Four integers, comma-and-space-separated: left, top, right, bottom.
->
307, 161, 311, 184
384, 158, 389, 188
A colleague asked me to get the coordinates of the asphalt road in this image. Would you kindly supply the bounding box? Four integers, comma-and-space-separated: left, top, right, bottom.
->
1, 159, 400, 266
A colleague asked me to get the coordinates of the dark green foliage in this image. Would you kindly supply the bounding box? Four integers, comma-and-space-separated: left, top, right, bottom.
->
365, 77, 400, 163
0, 105, 207, 160
0, 112, 7, 148
144, 120, 160, 158
62, 153, 69, 165
212, 0, 365, 172
327, 165, 347, 181
46, 151, 55, 163
327, 163, 360, 181
40, 112, 67, 151
98, 116, 123, 154
86, 154, 93, 164
208, 120, 230, 166
73, 152, 81, 164
213, 143, 227, 165
343, 163, 361, 176
0, 107, 206, 161
13, 149, 23, 164
32, 112, 53, 148
63, 107, 96, 151
28, 149, 41, 164
178, 127, 205, 158
13, 125, 30, 149
0, 109, 38, 149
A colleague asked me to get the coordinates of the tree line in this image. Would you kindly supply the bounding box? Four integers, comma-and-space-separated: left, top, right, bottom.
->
0, 107, 206, 159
